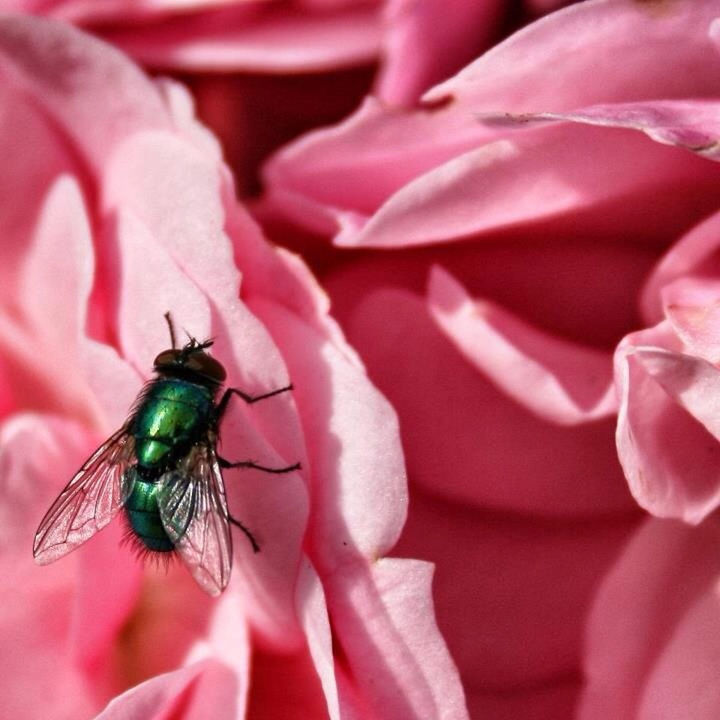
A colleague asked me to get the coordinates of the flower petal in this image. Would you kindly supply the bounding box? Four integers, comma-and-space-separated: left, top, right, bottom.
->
482, 99, 720, 160
579, 517, 720, 720
375, 0, 503, 105
250, 296, 407, 561
0, 14, 170, 176
324, 557, 469, 720
334, 283, 633, 515
615, 328, 720, 523
296, 560, 340, 720
642, 207, 720, 324
661, 276, 720, 363
0, 414, 118, 718
95, 660, 237, 720
428, 266, 615, 425
263, 0, 720, 242
103, 5, 382, 73
396, 488, 639, 697
0, 175, 140, 428
348, 121, 720, 248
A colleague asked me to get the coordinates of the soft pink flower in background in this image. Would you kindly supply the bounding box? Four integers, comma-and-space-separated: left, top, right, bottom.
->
1, 0, 576, 195
259, 0, 720, 716
0, 14, 466, 719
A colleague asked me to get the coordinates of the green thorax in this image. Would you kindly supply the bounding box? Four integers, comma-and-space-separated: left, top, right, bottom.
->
132, 378, 214, 469
124, 477, 173, 552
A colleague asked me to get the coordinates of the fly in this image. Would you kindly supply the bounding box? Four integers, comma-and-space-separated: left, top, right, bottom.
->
33, 313, 300, 596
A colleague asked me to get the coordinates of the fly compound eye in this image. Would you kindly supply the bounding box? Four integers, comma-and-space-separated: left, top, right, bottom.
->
154, 349, 181, 368
185, 352, 227, 383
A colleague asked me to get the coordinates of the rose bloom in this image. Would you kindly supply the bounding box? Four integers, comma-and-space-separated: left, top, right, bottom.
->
1, 0, 576, 196
0, 14, 468, 720
259, 0, 720, 717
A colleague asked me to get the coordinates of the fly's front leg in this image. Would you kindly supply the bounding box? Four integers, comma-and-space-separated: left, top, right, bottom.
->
216, 383, 293, 421
217, 456, 301, 474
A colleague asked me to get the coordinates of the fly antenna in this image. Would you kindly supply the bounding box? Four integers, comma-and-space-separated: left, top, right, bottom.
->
164, 312, 177, 350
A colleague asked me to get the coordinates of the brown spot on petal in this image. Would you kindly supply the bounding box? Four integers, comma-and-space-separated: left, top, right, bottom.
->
419, 93, 454, 112
632, 0, 680, 17
694, 140, 720, 155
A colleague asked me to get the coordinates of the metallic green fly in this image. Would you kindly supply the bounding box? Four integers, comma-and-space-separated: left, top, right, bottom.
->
33, 313, 300, 596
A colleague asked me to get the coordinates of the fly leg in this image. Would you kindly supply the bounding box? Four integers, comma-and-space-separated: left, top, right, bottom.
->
215, 383, 298, 555
215, 383, 293, 421
218, 455, 301, 553
217, 456, 301, 474
227, 514, 260, 553
219, 455, 300, 553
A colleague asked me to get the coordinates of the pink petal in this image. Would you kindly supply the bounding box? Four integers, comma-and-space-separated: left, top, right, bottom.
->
324, 558, 469, 720
154, 78, 225, 163
18, 0, 245, 24
0, 14, 171, 177
246, 644, 330, 719
95, 661, 237, 720
661, 276, 720, 363
1, 176, 96, 416
579, 517, 720, 720
615, 329, 720, 523
482, 99, 720, 160
114, 208, 213, 373
264, 0, 720, 241
467, 681, 580, 720
0, 176, 140, 427
375, 0, 504, 105
70, 518, 144, 674
637, 587, 720, 720
102, 5, 382, 73
346, 122, 720, 248
396, 488, 639, 697
325, 231, 653, 350
641, 208, 720, 325
225, 196, 356, 357
425, 0, 720, 109
0, 414, 110, 718
428, 266, 615, 425
0, 82, 79, 297
296, 561, 340, 720
262, 95, 492, 232
332, 282, 633, 515
250, 296, 407, 561
183, 587, 251, 716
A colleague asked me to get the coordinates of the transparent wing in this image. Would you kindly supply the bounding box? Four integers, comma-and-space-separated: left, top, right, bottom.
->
33, 426, 136, 564
157, 444, 233, 596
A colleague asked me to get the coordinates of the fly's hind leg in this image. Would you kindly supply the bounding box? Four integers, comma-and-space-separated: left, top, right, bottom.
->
227, 514, 260, 553
219, 455, 301, 553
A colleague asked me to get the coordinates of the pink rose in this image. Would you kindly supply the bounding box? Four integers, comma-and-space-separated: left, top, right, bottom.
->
259, 0, 720, 716
3, 0, 576, 194
0, 14, 466, 719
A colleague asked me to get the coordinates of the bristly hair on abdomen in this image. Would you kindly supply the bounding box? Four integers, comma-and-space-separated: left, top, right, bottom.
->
119, 514, 177, 572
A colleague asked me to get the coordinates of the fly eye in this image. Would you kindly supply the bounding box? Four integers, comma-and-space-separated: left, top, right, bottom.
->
154, 349, 180, 368
185, 352, 227, 383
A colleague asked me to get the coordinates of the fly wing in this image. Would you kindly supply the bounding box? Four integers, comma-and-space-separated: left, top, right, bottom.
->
157, 444, 233, 596
33, 426, 136, 564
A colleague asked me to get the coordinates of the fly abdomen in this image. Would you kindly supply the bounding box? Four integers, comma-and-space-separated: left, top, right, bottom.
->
124, 477, 174, 553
